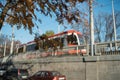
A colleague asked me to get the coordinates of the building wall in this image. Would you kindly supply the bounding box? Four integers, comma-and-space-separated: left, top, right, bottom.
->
13, 56, 120, 80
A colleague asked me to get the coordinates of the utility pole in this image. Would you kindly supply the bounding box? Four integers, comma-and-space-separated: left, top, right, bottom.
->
112, 0, 116, 41
112, 0, 117, 49
89, 0, 94, 56
10, 25, 14, 54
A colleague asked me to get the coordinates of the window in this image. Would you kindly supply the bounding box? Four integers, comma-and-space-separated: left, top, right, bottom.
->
35, 71, 42, 76
78, 35, 84, 45
18, 47, 24, 53
67, 34, 78, 45
26, 44, 36, 51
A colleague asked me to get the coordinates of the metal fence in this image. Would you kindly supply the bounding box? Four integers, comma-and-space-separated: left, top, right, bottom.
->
12, 40, 120, 61
1, 41, 120, 64
94, 41, 120, 55
62, 40, 120, 56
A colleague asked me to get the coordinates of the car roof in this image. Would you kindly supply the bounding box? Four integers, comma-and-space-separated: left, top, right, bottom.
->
37, 71, 59, 72
35, 71, 61, 75
8, 68, 28, 71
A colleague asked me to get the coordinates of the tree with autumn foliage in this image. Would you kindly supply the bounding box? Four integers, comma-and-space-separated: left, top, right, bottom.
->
0, 0, 87, 34
34, 30, 63, 52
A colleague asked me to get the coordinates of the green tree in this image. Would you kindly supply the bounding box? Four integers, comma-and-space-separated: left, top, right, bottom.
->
45, 30, 54, 37
0, 0, 86, 34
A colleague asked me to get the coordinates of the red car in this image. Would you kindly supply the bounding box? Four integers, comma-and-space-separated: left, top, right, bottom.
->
28, 71, 66, 80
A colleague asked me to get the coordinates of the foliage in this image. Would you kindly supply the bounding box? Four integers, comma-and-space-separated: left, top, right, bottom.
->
70, 2, 89, 44
45, 30, 54, 36
34, 33, 63, 52
0, 0, 86, 34
94, 12, 120, 42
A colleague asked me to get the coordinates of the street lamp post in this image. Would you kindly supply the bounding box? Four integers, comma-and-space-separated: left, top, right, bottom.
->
10, 25, 14, 54
112, 0, 117, 50
89, 0, 94, 56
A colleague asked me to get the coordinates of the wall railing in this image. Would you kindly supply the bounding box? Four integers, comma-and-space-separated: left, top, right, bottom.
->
94, 40, 120, 55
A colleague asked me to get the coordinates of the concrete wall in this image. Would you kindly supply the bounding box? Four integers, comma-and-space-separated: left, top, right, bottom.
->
13, 55, 120, 80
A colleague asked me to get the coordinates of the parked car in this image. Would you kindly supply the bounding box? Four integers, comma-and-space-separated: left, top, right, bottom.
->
0, 65, 7, 80
3, 68, 29, 80
0, 69, 6, 77
28, 71, 66, 80
0, 69, 6, 80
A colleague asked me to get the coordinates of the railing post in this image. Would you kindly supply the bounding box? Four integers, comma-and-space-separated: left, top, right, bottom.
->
94, 44, 96, 55
77, 46, 78, 55
86, 44, 89, 55
115, 42, 117, 51
110, 43, 112, 51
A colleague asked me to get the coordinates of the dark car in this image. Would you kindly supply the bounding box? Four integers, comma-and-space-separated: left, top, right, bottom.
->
0, 69, 6, 77
3, 68, 29, 80
28, 71, 66, 80
0, 64, 7, 80
0, 69, 6, 80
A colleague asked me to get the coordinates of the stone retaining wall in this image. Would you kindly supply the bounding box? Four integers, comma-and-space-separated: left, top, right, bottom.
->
12, 55, 120, 80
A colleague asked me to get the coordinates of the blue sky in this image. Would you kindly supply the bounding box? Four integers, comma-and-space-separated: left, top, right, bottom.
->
94, 0, 120, 13
1, 0, 120, 44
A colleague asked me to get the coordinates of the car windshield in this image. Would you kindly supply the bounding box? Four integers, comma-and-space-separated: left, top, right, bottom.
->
7, 69, 28, 76
51, 71, 61, 76
34, 71, 41, 76
19, 69, 28, 75
67, 34, 78, 45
